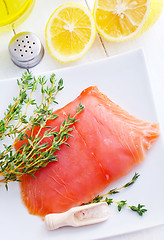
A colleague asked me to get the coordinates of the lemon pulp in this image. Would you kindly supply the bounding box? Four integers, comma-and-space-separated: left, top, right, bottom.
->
45, 3, 96, 63
94, 0, 163, 41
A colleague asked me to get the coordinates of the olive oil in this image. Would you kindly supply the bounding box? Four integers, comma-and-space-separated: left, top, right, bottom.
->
0, 0, 35, 32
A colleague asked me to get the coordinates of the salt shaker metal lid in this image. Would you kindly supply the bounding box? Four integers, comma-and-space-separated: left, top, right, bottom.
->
8, 32, 44, 69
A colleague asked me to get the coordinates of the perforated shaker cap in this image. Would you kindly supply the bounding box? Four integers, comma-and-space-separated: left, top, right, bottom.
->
8, 32, 44, 69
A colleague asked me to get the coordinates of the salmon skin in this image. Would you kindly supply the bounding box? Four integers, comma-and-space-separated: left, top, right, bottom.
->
15, 86, 159, 217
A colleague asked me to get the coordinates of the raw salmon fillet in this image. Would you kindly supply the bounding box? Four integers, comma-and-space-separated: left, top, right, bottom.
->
15, 86, 159, 217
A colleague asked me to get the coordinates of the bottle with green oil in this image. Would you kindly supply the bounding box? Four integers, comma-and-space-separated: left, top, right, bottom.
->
0, 0, 35, 32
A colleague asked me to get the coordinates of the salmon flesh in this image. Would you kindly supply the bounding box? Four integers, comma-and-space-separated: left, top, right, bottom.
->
15, 86, 159, 217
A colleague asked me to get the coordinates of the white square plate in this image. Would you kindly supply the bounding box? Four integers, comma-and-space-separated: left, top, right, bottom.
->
0, 49, 164, 240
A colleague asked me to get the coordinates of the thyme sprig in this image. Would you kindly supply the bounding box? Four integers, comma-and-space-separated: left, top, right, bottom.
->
0, 72, 84, 189
85, 173, 147, 216
101, 172, 140, 196
0, 72, 63, 139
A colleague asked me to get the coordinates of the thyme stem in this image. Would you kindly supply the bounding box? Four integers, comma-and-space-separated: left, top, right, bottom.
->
85, 173, 147, 216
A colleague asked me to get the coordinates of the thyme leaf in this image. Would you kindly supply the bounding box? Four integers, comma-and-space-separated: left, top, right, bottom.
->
123, 172, 140, 188
130, 204, 147, 216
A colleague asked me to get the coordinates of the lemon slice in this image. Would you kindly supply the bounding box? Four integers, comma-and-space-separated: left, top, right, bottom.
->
94, 0, 163, 42
45, 3, 96, 63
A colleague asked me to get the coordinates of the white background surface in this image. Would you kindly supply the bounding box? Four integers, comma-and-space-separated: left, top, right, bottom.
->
0, 0, 164, 239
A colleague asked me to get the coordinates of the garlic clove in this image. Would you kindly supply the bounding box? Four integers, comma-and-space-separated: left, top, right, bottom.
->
45, 202, 110, 230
